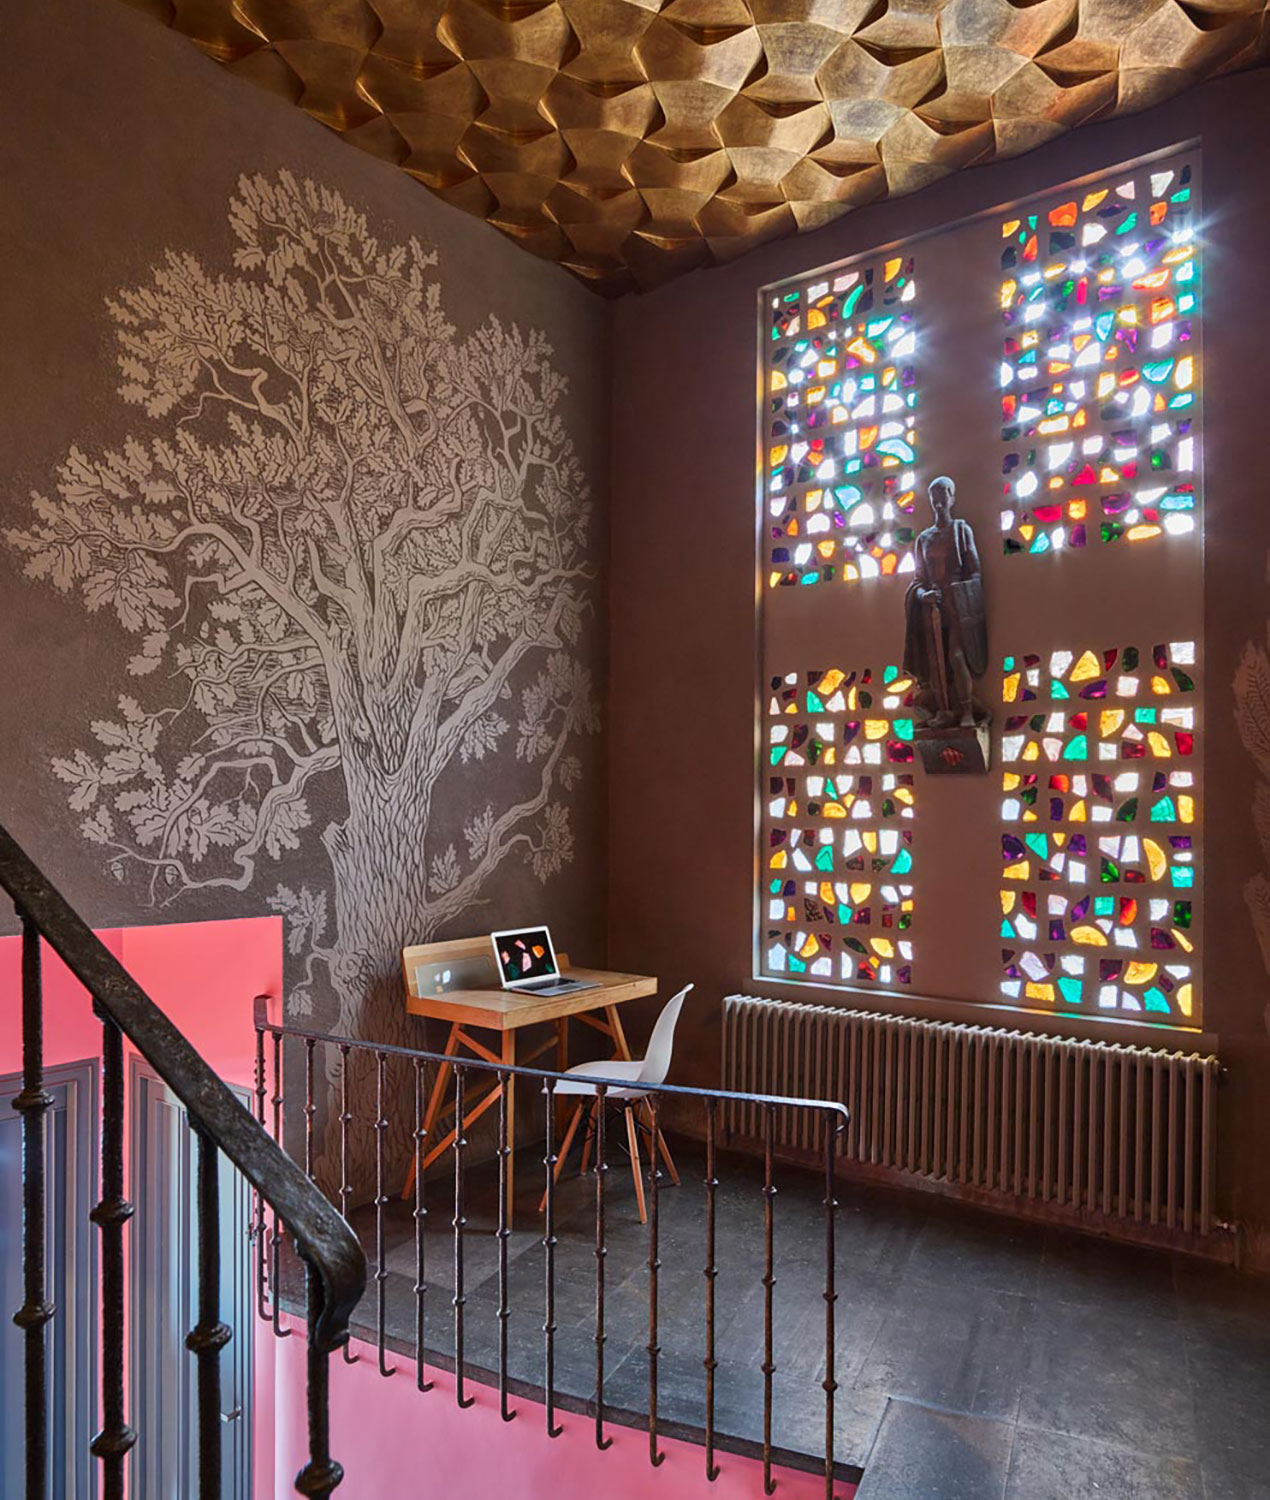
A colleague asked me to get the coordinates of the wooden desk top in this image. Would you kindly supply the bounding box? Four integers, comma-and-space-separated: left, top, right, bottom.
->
403, 935, 656, 1032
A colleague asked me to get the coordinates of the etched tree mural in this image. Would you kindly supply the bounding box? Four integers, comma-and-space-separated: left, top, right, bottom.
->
5, 171, 598, 1164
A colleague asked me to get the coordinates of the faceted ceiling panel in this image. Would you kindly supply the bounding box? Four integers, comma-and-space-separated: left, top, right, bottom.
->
124, 0, 1269, 294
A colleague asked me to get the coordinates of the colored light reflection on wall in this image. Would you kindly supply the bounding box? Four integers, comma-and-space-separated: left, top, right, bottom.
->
999, 157, 1199, 556
762, 666, 917, 987
765, 256, 918, 587
998, 641, 1199, 1023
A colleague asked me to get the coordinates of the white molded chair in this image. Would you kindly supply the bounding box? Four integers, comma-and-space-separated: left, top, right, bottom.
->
541, 984, 691, 1223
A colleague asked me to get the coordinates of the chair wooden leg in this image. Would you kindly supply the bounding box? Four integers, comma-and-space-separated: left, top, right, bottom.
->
656, 1130, 680, 1187
642, 1101, 680, 1186
579, 1099, 600, 1176
624, 1106, 647, 1224
539, 1101, 585, 1213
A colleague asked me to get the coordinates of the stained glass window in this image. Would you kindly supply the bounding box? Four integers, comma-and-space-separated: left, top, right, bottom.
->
765, 257, 918, 587
761, 666, 917, 986
999, 157, 1199, 555
998, 641, 1199, 1022
756, 155, 1203, 1021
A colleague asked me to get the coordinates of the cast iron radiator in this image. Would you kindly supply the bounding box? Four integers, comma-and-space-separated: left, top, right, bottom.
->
722, 995, 1219, 1235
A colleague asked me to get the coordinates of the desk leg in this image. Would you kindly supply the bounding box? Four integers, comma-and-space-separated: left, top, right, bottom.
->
555, 1019, 569, 1132
502, 1031, 517, 1227
401, 1024, 460, 1201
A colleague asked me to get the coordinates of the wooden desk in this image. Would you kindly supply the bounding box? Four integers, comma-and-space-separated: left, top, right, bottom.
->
401, 936, 656, 1217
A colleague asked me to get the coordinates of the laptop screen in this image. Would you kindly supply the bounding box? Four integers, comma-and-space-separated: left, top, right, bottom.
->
492, 926, 559, 986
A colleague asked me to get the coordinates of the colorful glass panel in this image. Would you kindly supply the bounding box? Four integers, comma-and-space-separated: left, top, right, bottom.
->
765, 257, 918, 587
999, 158, 1199, 555
999, 641, 1199, 1022
762, 666, 917, 987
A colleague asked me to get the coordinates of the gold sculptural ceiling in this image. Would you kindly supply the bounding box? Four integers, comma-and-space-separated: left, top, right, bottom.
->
127, 0, 1268, 293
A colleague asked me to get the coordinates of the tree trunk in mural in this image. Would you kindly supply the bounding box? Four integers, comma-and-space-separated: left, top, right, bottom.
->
4, 170, 597, 1185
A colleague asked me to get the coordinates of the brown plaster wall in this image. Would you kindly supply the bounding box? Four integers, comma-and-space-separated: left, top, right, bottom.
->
0, 0, 611, 1075
3, 0, 1267, 1238
609, 72, 1270, 1240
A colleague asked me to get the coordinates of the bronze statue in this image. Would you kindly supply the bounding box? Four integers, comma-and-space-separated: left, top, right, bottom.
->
903, 476, 988, 731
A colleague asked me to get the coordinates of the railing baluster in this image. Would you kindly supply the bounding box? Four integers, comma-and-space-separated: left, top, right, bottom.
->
542, 1078, 562, 1438
339, 1044, 358, 1367
237, 1004, 855, 1497
187, 1125, 232, 1500
268, 1030, 292, 1340
823, 1122, 841, 1500
703, 1096, 719, 1482
762, 1101, 777, 1496
254, 1022, 269, 1324
453, 1065, 474, 1408
496, 1068, 516, 1422
413, 1058, 431, 1391
295, 1271, 343, 1498
374, 1051, 394, 1379
646, 1096, 664, 1468
13, 914, 53, 1500
594, 1084, 612, 1451
304, 1037, 316, 1176
90, 1015, 136, 1498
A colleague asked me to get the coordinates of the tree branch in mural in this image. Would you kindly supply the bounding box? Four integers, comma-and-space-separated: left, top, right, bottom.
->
1234, 586, 1270, 1033
5, 170, 598, 1092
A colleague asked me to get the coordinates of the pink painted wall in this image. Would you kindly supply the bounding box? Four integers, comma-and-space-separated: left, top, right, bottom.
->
0, 927, 125, 1076
269, 1318, 854, 1500
120, 917, 281, 1087
0, 917, 280, 1083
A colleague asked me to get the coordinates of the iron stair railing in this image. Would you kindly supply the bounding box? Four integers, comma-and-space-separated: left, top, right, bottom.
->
256, 1006, 854, 1499
0, 823, 367, 1499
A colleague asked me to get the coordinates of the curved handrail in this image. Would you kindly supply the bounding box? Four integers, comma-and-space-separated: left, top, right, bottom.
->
0, 825, 366, 1349
255, 1003, 852, 1126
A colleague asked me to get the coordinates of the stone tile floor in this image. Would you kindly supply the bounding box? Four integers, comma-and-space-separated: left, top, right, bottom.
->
334, 1141, 1270, 1499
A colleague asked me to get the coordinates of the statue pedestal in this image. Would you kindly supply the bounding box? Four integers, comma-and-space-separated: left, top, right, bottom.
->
914, 722, 991, 775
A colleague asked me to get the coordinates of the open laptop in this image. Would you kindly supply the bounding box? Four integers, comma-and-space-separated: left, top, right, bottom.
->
490, 925, 600, 998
